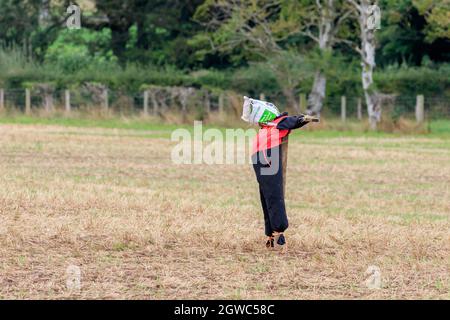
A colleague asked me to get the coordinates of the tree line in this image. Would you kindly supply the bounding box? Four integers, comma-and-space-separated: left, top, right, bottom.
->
0, 0, 449, 127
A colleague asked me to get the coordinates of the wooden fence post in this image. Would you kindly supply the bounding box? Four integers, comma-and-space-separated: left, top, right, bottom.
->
218, 93, 224, 115
143, 90, 149, 115
205, 91, 211, 115
181, 99, 187, 123
103, 89, 109, 111
281, 136, 289, 197
150, 91, 159, 115
0, 89, 4, 111
341, 96, 346, 122
65, 90, 71, 113
415, 94, 424, 123
299, 94, 307, 113
44, 91, 54, 113
357, 97, 362, 120
179, 88, 190, 123
25, 89, 31, 115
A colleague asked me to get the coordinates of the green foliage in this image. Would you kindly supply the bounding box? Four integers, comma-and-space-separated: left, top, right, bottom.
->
378, 0, 450, 66
262, 51, 314, 108
231, 63, 280, 97
0, 0, 39, 46
375, 64, 450, 97
0, 46, 33, 72
190, 69, 232, 90
0, 46, 448, 104
0, 46, 62, 88
44, 29, 117, 73
0, 0, 448, 112
413, 0, 450, 42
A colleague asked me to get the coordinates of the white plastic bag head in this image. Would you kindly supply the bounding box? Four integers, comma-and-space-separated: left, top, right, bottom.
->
241, 96, 280, 124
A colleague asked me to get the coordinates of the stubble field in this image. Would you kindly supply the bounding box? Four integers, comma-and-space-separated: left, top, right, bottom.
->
0, 123, 449, 299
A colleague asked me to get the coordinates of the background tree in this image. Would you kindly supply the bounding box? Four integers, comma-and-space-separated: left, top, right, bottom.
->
279, 0, 352, 115
94, 0, 137, 65
347, 0, 381, 129
193, 0, 311, 110
0, 0, 449, 114
378, 0, 450, 66
413, 0, 450, 42
193, 0, 285, 59
0, 0, 69, 59
266, 51, 314, 111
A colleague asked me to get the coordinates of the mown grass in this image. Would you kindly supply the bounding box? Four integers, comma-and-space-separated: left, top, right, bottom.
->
429, 119, 450, 135
0, 114, 185, 132
0, 123, 448, 299
1, 114, 450, 139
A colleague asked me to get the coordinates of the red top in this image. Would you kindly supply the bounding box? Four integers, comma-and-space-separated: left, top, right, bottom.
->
252, 116, 290, 154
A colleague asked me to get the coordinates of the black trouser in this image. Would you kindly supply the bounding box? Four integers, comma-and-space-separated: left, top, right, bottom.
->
252, 145, 288, 236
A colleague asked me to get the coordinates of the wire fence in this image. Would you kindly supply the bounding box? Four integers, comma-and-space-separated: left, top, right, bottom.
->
0, 87, 449, 121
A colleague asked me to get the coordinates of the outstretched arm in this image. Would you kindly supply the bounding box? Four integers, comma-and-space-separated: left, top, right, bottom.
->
276, 115, 313, 130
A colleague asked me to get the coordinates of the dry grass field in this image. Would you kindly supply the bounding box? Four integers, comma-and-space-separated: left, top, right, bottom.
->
0, 123, 449, 299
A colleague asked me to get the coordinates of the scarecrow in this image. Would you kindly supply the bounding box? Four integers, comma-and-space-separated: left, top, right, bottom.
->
241, 96, 318, 251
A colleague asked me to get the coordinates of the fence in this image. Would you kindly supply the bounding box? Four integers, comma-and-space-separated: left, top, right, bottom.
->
0, 86, 449, 123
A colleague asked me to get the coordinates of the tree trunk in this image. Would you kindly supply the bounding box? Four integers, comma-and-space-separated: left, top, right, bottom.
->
307, 71, 327, 115
364, 83, 380, 130
39, 0, 51, 27
44, 92, 53, 112
306, 1, 334, 116
283, 89, 300, 113
358, 1, 380, 129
